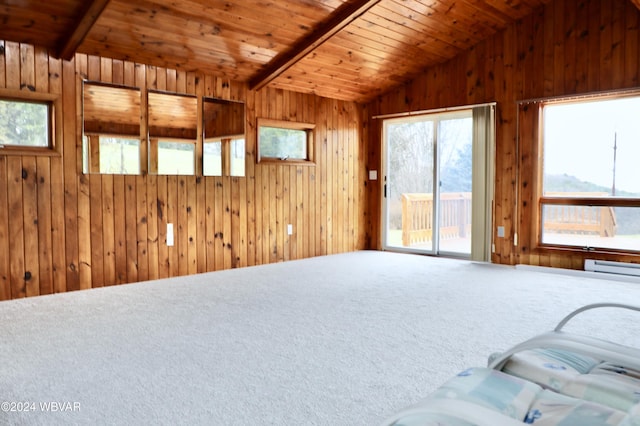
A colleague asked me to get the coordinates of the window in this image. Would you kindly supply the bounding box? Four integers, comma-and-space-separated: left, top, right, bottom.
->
83, 81, 141, 174
203, 97, 246, 177
84, 135, 140, 175
148, 91, 197, 175
257, 118, 315, 164
0, 89, 59, 155
538, 94, 640, 253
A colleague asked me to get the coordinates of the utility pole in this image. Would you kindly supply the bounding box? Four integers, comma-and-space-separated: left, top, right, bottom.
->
612, 132, 617, 196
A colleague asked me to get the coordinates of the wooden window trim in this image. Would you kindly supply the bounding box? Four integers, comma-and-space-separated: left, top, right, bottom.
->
0, 88, 62, 157
256, 118, 315, 166
528, 92, 640, 256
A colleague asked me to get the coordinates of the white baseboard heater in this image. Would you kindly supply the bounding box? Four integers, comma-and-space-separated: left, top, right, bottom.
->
585, 259, 640, 278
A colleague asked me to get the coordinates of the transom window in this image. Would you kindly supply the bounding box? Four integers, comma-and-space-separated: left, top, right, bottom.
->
539, 93, 640, 253
257, 118, 315, 164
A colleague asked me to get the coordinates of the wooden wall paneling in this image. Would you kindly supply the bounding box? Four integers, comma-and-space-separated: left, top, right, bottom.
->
112, 167, 127, 281
572, 1, 588, 93
89, 170, 104, 287
222, 173, 232, 269
7, 157, 25, 298
0, 40, 5, 87
0, 157, 9, 300
94, 57, 114, 286
187, 175, 197, 275
167, 175, 179, 277
125, 175, 139, 282
611, 1, 625, 90
62, 57, 81, 291
267, 164, 277, 263
318, 98, 328, 255
295, 166, 303, 259
495, 26, 515, 264
551, 1, 564, 95
625, 1, 639, 87
231, 175, 242, 268
338, 101, 347, 253
288, 93, 297, 261
35, 47, 53, 295
19, 47, 40, 297
276, 165, 284, 262
49, 53, 66, 294
562, 0, 577, 94
75, 55, 92, 291
285, 163, 292, 261
23, 156, 40, 297
348, 102, 357, 250
36, 157, 53, 295
176, 176, 187, 276
195, 80, 206, 274
251, 94, 263, 266
101, 176, 116, 285
157, 175, 169, 279
4, 42, 19, 90
599, 0, 613, 91
214, 175, 224, 271
327, 101, 336, 254
244, 88, 256, 267
274, 89, 284, 261
182, 68, 198, 275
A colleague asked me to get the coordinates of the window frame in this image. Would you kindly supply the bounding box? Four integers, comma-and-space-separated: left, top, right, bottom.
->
82, 80, 143, 175
256, 118, 315, 165
533, 91, 640, 255
0, 88, 61, 156
147, 90, 198, 176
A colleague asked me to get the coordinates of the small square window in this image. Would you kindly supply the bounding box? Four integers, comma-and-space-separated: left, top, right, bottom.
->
257, 118, 314, 164
0, 99, 50, 148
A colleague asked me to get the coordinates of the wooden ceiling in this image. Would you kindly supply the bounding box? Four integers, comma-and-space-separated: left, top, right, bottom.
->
0, 0, 564, 102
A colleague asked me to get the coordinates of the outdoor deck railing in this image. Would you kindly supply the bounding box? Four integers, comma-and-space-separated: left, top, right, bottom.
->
401, 193, 471, 246
401, 192, 617, 247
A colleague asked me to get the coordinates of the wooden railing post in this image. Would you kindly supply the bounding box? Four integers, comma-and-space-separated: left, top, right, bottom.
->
402, 194, 410, 246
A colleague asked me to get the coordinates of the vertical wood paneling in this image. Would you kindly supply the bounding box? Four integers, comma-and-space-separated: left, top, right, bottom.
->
0, 37, 367, 300
36, 157, 53, 295
22, 156, 39, 297
7, 158, 25, 298
369, 0, 640, 268
0, 157, 9, 300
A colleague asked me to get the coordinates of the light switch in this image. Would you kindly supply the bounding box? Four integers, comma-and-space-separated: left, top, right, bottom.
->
369, 170, 378, 180
287, 224, 293, 235
497, 226, 505, 238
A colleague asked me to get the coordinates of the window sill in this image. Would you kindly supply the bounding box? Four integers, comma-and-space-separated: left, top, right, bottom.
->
0, 147, 61, 157
257, 158, 315, 167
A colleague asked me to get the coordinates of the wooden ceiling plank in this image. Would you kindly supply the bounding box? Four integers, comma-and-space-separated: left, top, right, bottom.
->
631, 0, 640, 11
248, 0, 382, 91
58, 0, 111, 60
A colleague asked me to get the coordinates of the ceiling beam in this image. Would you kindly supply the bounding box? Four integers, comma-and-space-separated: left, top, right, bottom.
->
249, 0, 381, 91
57, 0, 111, 60
632, 0, 640, 10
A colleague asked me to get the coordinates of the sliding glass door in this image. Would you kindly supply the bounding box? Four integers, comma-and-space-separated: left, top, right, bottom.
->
382, 106, 494, 259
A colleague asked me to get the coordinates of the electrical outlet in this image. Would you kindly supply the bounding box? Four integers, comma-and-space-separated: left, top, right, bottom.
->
167, 223, 174, 246
287, 224, 293, 235
369, 170, 378, 180
497, 226, 505, 238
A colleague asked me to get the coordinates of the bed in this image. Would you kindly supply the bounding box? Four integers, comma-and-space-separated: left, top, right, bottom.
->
382, 303, 640, 425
